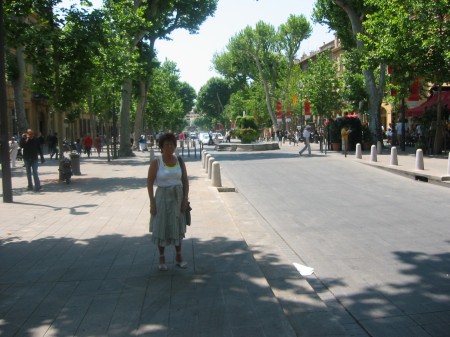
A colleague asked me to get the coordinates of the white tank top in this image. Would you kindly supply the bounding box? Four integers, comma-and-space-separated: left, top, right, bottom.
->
155, 156, 182, 187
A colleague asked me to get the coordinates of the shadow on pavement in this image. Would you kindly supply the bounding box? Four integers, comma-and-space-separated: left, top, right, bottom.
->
1, 232, 449, 336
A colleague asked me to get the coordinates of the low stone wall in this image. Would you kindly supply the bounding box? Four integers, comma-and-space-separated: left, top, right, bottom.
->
216, 142, 280, 151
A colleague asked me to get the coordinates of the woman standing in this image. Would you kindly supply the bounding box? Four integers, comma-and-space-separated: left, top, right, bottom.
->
147, 133, 189, 271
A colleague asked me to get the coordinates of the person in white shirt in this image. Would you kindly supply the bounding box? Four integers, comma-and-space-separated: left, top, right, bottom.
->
299, 125, 312, 155
9, 137, 19, 168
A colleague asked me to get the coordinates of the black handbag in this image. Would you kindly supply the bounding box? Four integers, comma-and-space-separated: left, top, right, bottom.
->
186, 201, 192, 226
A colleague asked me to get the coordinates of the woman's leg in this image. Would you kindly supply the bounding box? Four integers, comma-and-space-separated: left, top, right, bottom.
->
158, 246, 167, 271
158, 246, 165, 263
175, 244, 187, 268
175, 245, 181, 260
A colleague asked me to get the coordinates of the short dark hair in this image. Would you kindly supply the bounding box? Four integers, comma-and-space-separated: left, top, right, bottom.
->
158, 132, 177, 150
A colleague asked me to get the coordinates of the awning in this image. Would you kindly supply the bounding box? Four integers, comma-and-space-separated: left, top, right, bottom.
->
406, 91, 450, 117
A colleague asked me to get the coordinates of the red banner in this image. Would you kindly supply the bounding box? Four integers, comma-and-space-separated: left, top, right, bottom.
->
304, 101, 311, 115
408, 80, 419, 101
276, 100, 282, 113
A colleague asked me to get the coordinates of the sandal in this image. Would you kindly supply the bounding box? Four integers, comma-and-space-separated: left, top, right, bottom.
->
158, 255, 168, 271
176, 254, 188, 269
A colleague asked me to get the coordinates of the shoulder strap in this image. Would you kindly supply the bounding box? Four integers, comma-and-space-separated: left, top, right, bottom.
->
177, 156, 184, 174
178, 156, 187, 181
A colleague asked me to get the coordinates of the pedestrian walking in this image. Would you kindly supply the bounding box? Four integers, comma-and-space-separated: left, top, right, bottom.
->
341, 125, 352, 157
20, 129, 43, 192
38, 132, 45, 163
83, 134, 93, 158
147, 132, 189, 271
299, 125, 312, 155
47, 132, 58, 159
9, 137, 19, 168
94, 134, 102, 157
138, 134, 147, 152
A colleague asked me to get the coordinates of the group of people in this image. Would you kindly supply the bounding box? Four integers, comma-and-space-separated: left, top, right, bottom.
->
385, 119, 426, 147
8, 130, 106, 192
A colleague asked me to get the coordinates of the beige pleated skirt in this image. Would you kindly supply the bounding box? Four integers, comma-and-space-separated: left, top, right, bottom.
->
149, 185, 186, 247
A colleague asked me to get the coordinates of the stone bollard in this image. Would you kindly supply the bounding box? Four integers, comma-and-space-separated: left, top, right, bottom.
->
212, 161, 222, 187
370, 145, 377, 162
448, 153, 450, 176
377, 141, 382, 154
208, 157, 215, 179
390, 147, 398, 166
205, 154, 211, 172
150, 147, 155, 161
202, 151, 209, 169
355, 143, 362, 159
415, 149, 424, 170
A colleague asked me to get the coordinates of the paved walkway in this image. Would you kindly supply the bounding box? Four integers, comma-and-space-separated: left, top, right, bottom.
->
0, 144, 449, 337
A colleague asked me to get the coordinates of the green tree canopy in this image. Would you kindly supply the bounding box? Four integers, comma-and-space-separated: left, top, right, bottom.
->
362, 0, 450, 153
301, 52, 342, 119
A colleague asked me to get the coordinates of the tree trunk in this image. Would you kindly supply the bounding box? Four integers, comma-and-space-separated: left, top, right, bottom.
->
0, 0, 13, 202
119, 78, 134, 157
334, 0, 383, 142
12, 45, 28, 133
88, 95, 96, 138
433, 86, 444, 154
255, 55, 278, 131
133, 80, 148, 149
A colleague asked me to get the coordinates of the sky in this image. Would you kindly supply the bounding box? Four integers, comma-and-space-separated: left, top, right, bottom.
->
61, 0, 335, 93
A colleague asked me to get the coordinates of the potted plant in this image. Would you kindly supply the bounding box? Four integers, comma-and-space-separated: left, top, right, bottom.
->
235, 116, 259, 144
